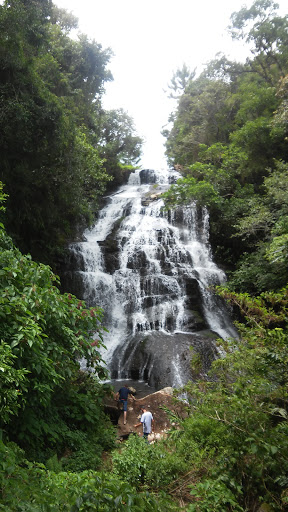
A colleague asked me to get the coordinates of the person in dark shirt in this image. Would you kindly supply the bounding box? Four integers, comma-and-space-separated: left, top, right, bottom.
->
115, 384, 135, 424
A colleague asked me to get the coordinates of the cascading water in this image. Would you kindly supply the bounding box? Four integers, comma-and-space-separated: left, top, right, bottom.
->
64, 168, 237, 389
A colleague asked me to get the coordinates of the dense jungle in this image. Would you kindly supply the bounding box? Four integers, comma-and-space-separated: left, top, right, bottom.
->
0, 0, 288, 510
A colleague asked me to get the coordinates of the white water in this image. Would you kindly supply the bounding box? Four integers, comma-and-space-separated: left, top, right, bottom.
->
69, 168, 237, 381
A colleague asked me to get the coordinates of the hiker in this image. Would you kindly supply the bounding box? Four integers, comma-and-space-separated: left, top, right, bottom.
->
134, 405, 154, 441
115, 384, 135, 425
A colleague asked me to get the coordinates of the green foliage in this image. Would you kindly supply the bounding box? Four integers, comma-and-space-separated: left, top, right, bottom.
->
60, 429, 103, 472
229, 0, 288, 86
112, 435, 154, 488
273, 74, 288, 132
1, 3, 288, 511
0, 0, 142, 266
227, 247, 288, 293
98, 287, 288, 511
0, 342, 28, 424
163, 286, 288, 511
163, 1, 288, 291
0, 0, 110, 262
0, 440, 172, 512
164, 76, 232, 167
266, 233, 288, 264
99, 108, 143, 190
167, 64, 196, 99
0, 214, 116, 463
46, 453, 63, 473
265, 160, 288, 214
100, 109, 143, 166
163, 176, 220, 209
188, 478, 244, 512
112, 434, 185, 491
226, 160, 288, 291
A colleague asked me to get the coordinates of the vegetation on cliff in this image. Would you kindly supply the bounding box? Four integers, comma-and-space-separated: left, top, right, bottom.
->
162, 0, 288, 295
1, 0, 288, 511
0, 0, 142, 267
0, 183, 175, 510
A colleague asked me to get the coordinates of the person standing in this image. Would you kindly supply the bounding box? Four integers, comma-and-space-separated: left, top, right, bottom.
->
134, 406, 154, 442
115, 384, 135, 425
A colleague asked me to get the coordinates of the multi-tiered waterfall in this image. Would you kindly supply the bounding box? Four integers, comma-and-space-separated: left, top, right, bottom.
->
64, 168, 237, 389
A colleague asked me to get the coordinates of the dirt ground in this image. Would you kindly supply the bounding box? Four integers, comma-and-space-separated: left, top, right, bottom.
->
105, 387, 187, 442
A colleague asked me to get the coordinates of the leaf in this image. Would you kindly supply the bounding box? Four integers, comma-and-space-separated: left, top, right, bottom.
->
270, 407, 288, 419
250, 443, 258, 454
10, 339, 19, 349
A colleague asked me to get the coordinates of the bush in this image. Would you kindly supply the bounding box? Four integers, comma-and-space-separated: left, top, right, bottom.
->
0, 440, 175, 512
112, 433, 187, 490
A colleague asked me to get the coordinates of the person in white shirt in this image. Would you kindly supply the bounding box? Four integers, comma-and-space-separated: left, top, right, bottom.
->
134, 406, 154, 441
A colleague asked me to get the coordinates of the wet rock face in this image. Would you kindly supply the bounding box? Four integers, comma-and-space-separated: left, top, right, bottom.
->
60, 269, 86, 299
64, 243, 86, 272
98, 239, 121, 274
185, 278, 202, 308
139, 169, 157, 184
126, 250, 148, 272
61, 168, 237, 388
110, 330, 219, 389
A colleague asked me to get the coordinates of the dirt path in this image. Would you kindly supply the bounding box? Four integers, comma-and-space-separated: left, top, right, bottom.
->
105, 387, 187, 442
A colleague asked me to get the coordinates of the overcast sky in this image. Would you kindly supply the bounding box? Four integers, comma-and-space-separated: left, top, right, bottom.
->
55, 0, 287, 169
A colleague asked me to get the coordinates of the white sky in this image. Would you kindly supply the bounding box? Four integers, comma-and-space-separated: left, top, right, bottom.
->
55, 0, 287, 169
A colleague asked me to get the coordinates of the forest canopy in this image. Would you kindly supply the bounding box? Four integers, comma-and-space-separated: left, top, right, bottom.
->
1, 0, 288, 511
0, 0, 142, 267
162, 0, 288, 294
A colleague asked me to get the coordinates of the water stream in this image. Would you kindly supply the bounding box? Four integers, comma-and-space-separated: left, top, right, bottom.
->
65, 168, 237, 388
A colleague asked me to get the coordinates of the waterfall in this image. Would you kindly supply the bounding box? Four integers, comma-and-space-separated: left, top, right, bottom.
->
65, 168, 237, 389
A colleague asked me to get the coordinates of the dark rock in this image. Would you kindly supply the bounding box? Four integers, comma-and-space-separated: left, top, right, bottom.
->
110, 330, 220, 390
127, 250, 148, 271
139, 169, 157, 184
104, 404, 121, 425
60, 270, 86, 299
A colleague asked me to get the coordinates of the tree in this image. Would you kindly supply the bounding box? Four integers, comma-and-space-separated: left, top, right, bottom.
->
100, 109, 142, 166
229, 0, 288, 85
0, 0, 142, 268
162, 0, 288, 290
167, 63, 196, 99
164, 75, 233, 168
99, 108, 143, 189
0, 180, 115, 462
273, 73, 288, 139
